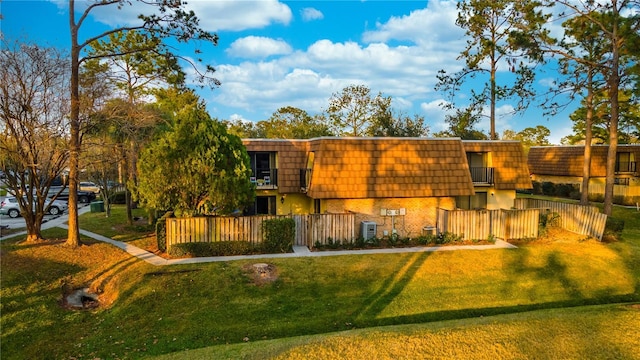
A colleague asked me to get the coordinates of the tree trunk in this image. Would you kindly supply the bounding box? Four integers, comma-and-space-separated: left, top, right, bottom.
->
580, 74, 595, 205
489, 37, 497, 140
125, 141, 136, 225
604, 7, 621, 217
66, 1, 81, 248
23, 213, 44, 242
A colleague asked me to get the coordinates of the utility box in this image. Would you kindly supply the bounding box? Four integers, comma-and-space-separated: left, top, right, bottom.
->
422, 226, 435, 236
90, 201, 104, 213
360, 221, 377, 240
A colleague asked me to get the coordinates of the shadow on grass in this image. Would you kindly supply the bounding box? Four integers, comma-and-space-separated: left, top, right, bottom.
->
353, 251, 431, 320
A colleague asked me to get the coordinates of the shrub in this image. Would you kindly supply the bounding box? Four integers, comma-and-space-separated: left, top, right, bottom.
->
109, 191, 127, 204
436, 232, 461, 244
541, 182, 555, 196
532, 181, 543, 195
262, 218, 295, 253
168, 241, 257, 257
155, 211, 174, 252
539, 210, 560, 237
569, 190, 582, 200
602, 217, 625, 242
366, 237, 380, 247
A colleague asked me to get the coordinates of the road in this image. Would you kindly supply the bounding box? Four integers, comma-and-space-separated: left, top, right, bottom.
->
0, 198, 91, 231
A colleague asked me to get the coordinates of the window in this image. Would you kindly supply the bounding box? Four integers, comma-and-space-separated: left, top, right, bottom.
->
614, 178, 630, 186
467, 152, 493, 184
313, 199, 321, 214
467, 152, 487, 168
244, 196, 276, 215
248, 152, 277, 186
615, 152, 635, 173
456, 192, 487, 210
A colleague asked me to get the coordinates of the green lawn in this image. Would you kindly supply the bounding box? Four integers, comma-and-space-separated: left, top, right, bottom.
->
0, 203, 638, 359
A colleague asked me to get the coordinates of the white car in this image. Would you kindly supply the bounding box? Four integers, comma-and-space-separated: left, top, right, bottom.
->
0, 196, 68, 218
79, 181, 102, 194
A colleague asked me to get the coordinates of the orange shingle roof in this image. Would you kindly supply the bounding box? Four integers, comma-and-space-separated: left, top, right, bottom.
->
528, 145, 640, 177
243, 137, 533, 199
305, 138, 475, 199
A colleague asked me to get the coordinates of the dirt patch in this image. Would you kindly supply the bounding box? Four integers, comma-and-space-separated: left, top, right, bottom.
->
243, 263, 279, 286
62, 287, 100, 310
510, 227, 595, 246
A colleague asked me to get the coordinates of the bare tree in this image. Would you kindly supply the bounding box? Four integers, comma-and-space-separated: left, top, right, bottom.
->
0, 40, 70, 241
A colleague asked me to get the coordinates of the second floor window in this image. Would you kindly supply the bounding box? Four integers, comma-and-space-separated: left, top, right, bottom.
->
615, 152, 636, 173
249, 152, 277, 186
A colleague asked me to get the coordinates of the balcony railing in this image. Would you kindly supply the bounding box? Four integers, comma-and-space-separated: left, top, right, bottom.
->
300, 168, 312, 191
614, 177, 630, 186
469, 167, 494, 184
251, 168, 278, 188
615, 161, 637, 174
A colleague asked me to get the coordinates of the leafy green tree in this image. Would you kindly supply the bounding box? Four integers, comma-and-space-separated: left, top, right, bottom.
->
224, 118, 265, 139
513, 125, 550, 153
85, 30, 185, 224
326, 84, 391, 136
260, 106, 333, 139
136, 90, 253, 216
66, 0, 219, 247
367, 100, 429, 137
564, 90, 639, 145
433, 107, 489, 140
436, 0, 550, 140
0, 41, 69, 241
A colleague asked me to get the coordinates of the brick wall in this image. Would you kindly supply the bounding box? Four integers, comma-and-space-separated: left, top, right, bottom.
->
324, 196, 456, 239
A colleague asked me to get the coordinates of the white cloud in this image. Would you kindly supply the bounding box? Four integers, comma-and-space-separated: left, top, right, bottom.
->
362, 0, 463, 47
538, 77, 557, 88
301, 7, 324, 21
420, 100, 451, 133
227, 36, 292, 58
78, 0, 292, 32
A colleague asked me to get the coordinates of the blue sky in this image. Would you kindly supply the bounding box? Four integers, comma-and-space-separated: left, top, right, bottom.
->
1, 0, 578, 143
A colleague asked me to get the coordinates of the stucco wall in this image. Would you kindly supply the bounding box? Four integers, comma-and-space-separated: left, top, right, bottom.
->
278, 193, 314, 215
531, 174, 640, 188
323, 197, 456, 239
486, 189, 516, 209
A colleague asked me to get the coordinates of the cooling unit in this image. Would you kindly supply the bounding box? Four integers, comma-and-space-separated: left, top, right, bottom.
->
360, 221, 377, 240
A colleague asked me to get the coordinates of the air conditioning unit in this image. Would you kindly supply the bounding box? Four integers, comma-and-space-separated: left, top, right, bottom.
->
361, 221, 377, 240
422, 226, 435, 236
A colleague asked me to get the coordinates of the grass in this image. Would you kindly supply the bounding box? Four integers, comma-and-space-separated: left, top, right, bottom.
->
0, 202, 638, 359
79, 205, 155, 242
153, 304, 640, 360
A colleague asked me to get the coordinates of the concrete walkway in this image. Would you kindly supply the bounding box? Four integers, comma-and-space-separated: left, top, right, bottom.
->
1, 211, 518, 266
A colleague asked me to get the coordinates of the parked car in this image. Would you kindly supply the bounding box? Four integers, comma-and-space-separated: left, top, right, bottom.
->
0, 196, 69, 218
47, 187, 97, 203
79, 181, 102, 194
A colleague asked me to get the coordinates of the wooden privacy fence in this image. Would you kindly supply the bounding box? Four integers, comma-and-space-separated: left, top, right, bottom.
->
514, 198, 607, 240
587, 184, 640, 199
165, 213, 355, 250
437, 208, 540, 241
